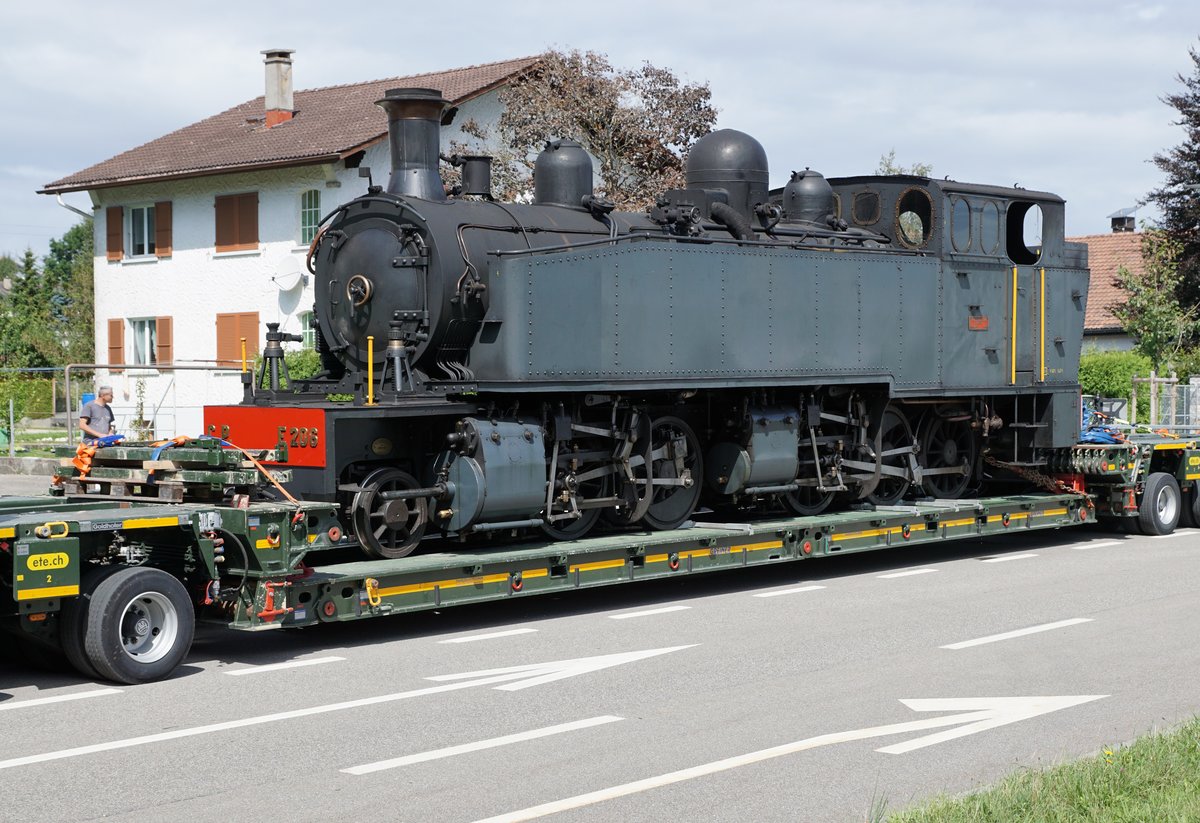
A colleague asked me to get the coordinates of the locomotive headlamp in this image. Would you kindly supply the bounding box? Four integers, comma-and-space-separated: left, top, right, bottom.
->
370, 438, 393, 457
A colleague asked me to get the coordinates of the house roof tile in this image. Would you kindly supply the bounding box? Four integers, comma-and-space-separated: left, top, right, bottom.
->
1068, 231, 1141, 333
41, 56, 540, 194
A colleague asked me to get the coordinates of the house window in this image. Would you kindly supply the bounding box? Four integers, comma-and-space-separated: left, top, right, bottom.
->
215, 193, 259, 252
300, 311, 316, 350
300, 190, 321, 245
130, 318, 157, 366
216, 311, 261, 366
129, 206, 156, 257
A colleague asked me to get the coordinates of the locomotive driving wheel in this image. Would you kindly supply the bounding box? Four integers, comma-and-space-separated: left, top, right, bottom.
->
640, 416, 703, 530
783, 484, 835, 516
918, 413, 976, 499
865, 406, 914, 506
351, 468, 428, 559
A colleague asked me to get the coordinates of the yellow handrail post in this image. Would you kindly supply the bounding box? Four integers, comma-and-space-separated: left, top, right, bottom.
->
367, 336, 375, 405
1010, 267, 1018, 385
1039, 267, 1046, 382
240, 338, 247, 373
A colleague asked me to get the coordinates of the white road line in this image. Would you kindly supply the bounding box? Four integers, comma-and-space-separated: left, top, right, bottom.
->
343, 716, 623, 775
980, 553, 1038, 563
1072, 540, 1124, 550
224, 656, 345, 676
1149, 530, 1197, 540
439, 628, 539, 644
877, 569, 939, 579
941, 618, 1093, 650
607, 606, 691, 620
752, 585, 826, 599
0, 688, 122, 712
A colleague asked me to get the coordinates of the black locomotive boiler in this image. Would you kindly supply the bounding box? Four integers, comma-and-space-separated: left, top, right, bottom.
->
206, 87, 1090, 559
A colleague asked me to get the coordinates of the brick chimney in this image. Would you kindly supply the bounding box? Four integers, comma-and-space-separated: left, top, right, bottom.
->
262, 49, 295, 127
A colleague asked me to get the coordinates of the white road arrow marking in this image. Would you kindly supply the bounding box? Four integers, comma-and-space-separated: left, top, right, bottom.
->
475, 694, 1107, 823
0, 646, 692, 771
426, 645, 696, 691
875, 696, 1108, 754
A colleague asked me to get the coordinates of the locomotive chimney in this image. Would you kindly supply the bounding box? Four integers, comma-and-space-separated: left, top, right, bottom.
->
262, 49, 295, 127
375, 87, 453, 201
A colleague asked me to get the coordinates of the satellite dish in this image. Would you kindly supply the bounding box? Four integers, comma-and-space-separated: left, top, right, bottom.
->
272, 256, 307, 291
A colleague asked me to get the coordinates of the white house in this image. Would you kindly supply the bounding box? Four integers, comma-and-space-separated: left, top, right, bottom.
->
41, 51, 538, 437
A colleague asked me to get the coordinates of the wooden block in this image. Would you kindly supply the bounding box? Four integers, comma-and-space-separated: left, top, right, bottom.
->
142, 460, 181, 471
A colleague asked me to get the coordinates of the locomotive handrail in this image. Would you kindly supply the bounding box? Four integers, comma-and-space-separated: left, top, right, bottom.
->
491, 230, 916, 259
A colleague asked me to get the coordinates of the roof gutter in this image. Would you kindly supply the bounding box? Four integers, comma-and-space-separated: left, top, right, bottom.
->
55, 194, 92, 220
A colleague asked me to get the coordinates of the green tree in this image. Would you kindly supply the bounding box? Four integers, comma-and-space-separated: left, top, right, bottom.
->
877, 148, 933, 177
1146, 42, 1200, 310
0, 254, 16, 281
1112, 228, 1199, 371
44, 219, 94, 363
456, 50, 718, 209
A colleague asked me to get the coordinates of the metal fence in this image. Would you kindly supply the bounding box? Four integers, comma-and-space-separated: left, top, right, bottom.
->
1132, 371, 1200, 435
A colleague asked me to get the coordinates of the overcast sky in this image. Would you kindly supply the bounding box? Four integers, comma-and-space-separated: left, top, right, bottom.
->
2, 0, 1199, 260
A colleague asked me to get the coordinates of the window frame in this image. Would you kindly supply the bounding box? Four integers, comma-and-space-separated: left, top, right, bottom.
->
300, 189, 321, 245
299, 311, 316, 350
129, 317, 158, 366
128, 205, 157, 258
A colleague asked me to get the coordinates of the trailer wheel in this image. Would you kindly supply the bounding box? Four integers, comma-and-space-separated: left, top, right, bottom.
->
59, 565, 126, 680
1179, 486, 1200, 529
1139, 472, 1181, 536
83, 567, 194, 685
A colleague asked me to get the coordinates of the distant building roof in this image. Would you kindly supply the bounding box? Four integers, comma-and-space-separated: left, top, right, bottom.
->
41, 55, 540, 194
1069, 231, 1142, 334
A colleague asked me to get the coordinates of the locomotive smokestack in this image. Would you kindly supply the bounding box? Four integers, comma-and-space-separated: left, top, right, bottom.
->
376, 87, 453, 201
262, 49, 295, 127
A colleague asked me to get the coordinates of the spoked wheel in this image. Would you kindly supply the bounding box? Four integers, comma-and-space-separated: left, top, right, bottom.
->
918, 414, 976, 499
866, 406, 914, 506
542, 458, 612, 541
783, 485, 835, 516
640, 416, 703, 531
351, 468, 429, 559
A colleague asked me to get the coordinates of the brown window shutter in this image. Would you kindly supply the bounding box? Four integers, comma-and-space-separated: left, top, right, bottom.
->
106, 207, 123, 261
237, 193, 258, 249
215, 313, 236, 366
155, 316, 173, 365
154, 201, 172, 257
239, 312, 261, 358
215, 195, 236, 252
107, 318, 124, 372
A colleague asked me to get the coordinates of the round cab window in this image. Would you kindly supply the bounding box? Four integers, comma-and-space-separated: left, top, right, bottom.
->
895, 187, 934, 248
951, 197, 971, 252
980, 201, 1000, 254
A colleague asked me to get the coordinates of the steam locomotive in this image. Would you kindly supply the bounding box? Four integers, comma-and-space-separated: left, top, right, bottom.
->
205, 87, 1090, 559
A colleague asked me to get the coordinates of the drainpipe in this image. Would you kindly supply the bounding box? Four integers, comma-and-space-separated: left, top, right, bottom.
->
56, 194, 92, 221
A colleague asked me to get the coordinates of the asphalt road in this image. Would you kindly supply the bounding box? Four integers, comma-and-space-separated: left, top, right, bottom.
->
1, 484, 1198, 822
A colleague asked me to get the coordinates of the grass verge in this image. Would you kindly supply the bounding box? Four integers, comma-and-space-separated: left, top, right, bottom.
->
888, 717, 1200, 822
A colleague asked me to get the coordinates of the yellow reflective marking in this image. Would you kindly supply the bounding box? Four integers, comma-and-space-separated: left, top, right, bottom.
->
1039, 267, 1046, 382
123, 516, 179, 530
378, 572, 511, 598
1041, 508, 1069, 517
1010, 266, 1018, 385
1154, 443, 1189, 451
0, 527, 14, 539
646, 553, 670, 564
941, 518, 976, 528
831, 527, 895, 541
739, 540, 783, 552
521, 568, 549, 580
17, 584, 79, 601
306, 534, 318, 543
986, 512, 1030, 523
1186, 473, 1200, 480
570, 559, 626, 573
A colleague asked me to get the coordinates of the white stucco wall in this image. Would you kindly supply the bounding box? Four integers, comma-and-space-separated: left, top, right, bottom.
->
86, 91, 504, 438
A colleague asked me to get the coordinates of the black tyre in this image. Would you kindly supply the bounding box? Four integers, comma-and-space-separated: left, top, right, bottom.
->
60, 565, 127, 680
1179, 486, 1200, 529
1139, 472, 1181, 536
83, 567, 195, 685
